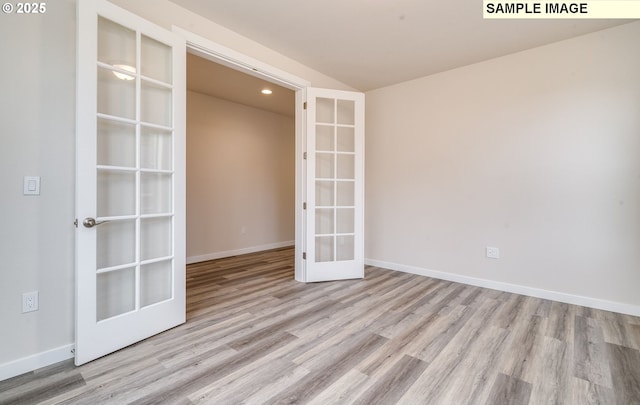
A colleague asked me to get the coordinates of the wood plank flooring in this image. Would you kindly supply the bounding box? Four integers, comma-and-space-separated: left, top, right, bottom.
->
2, 246, 640, 404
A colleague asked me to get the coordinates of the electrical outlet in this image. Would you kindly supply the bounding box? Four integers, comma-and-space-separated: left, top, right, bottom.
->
486, 246, 500, 259
22, 291, 39, 313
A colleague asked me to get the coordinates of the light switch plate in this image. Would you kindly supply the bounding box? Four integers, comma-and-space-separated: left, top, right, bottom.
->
23, 176, 40, 195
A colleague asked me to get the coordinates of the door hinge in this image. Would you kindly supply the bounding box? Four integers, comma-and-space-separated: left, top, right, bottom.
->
302, 252, 307, 260
303, 202, 307, 210
303, 101, 307, 110
303, 152, 307, 160
74, 219, 78, 228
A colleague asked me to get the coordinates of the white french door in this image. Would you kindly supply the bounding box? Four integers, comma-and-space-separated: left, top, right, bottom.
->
304, 88, 365, 282
75, 0, 186, 365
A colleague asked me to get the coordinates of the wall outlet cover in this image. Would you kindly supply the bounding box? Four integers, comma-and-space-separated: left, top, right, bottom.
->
22, 291, 39, 313
486, 246, 500, 259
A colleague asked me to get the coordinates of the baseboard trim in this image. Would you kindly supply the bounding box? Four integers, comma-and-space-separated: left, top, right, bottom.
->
0, 344, 75, 382
365, 258, 640, 317
187, 240, 295, 264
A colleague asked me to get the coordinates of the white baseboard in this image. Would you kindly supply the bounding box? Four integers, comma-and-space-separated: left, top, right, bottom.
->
0, 344, 75, 382
365, 258, 640, 317
187, 240, 295, 264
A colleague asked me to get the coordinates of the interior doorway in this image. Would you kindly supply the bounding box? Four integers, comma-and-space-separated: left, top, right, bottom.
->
177, 29, 311, 282
185, 52, 296, 266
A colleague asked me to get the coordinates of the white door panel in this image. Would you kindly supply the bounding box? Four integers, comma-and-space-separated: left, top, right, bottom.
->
305, 88, 364, 282
75, 0, 186, 365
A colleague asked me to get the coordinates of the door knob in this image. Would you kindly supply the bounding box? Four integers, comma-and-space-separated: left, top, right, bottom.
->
83, 217, 108, 228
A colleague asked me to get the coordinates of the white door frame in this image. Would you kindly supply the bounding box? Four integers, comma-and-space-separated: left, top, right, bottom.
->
172, 27, 311, 282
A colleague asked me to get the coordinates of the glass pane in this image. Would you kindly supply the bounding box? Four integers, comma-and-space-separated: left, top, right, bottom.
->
337, 154, 355, 179
336, 181, 354, 206
337, 127, 355, 152
97, 170, 136, 217
141, 35, 172, 84
336, 235, 355, 261
141, 126, 172, 170
141, 80, 172, 126
316, 98, 334, 124
97, 119, 135, 168
315, 208, 334, 235
97, 267, 135, 321
97, 220, 136, 269
141, 217, 172, 260
98, 67, 135, 119
337, 208, 355, 234
316, 125, 334, 151
141, 173, 172, 214
315, 181, 334, 207
141, 260, 172, 307
315, 236, 334, 263
337, 99, 355, 125
98, 17, 135, 69
316, 153, 334, 179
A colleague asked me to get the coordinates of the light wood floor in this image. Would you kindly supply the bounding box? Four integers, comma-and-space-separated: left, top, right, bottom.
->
2, 247, 640, 404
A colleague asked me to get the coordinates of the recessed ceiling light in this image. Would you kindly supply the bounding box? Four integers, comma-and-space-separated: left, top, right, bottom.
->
261, 89, 273, 95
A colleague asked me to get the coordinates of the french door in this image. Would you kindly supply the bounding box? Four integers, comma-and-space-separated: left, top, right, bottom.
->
304, 88, 365, 282
75, 0, 362, 365
75, 0, 186, 365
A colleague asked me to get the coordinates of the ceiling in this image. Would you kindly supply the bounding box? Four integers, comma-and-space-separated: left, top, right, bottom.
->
171, 0, 631, 91
187, 53, 295, 117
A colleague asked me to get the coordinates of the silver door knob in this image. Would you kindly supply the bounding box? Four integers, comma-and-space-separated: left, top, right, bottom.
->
83, 217, 108, 228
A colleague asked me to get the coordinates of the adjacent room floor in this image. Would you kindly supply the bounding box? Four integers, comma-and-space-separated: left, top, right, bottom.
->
1, 247, 639, 404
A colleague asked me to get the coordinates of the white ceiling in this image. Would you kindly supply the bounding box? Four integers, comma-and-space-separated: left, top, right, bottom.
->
187, 53, 295, 117
171, 0, 630, 91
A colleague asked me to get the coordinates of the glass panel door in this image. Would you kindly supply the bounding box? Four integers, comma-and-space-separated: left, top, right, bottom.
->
95, 14, 175, 319
305, 88, 364, 282
76, 0, 185, 366
314, 97, 356, 263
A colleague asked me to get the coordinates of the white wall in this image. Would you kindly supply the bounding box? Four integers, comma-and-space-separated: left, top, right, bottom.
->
0, 0, 77, 369
365, 22, 640, 311
0, 0, 351, 379
187, 91, 295, 262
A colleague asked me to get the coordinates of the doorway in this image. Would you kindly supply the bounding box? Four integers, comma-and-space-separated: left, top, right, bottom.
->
185, 53, 296, 266
177, 30, 310, 281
